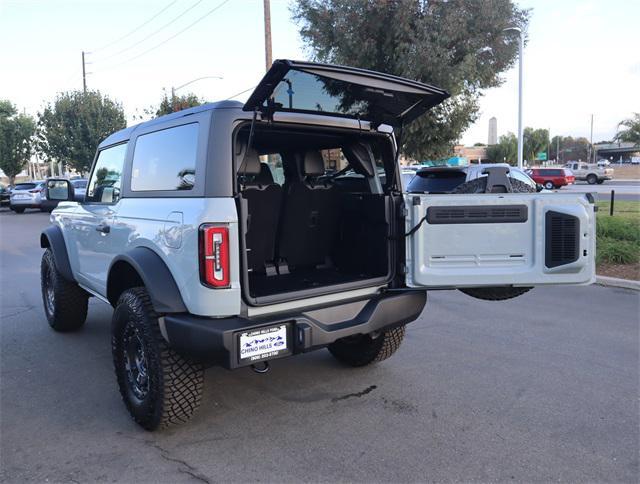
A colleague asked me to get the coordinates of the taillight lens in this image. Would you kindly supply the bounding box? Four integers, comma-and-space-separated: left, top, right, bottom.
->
199, 224, 230, 288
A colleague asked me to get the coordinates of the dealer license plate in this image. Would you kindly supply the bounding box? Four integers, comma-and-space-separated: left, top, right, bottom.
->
238, 324, 289, 364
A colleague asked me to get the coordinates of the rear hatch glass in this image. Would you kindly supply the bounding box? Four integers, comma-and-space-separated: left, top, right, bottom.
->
407, 170, 467, 193
13, 183, 36, 191
244, 60, 449, 127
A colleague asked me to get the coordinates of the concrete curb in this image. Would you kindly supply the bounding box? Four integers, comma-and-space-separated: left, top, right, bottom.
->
596, 275, 640, 291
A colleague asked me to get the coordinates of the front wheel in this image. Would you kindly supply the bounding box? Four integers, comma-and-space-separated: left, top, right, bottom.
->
112, 288, 204, 431
587, 174, 597, 185
328, 325, 406, 367
544, 181, 554, 190
596, 179, 605, 185
41, 249, 88, 331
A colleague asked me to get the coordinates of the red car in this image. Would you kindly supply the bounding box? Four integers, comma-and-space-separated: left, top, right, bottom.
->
527, 168, 575, 190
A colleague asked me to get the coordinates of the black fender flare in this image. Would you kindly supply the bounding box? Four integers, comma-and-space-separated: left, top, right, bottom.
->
108, 247, 187, 313
40, 225, 75, 282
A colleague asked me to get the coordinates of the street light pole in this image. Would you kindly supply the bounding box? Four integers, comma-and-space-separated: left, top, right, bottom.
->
504, 27, 524, 169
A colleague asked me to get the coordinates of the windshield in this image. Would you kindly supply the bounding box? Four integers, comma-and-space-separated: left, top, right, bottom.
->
72, 180, 88, 189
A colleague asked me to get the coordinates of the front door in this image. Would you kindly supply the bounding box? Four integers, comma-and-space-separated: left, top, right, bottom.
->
71, 142, 128, 294
404, 192, 596, 289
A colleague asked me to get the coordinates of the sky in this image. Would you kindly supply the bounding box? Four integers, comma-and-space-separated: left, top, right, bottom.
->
1, 0, 638, 146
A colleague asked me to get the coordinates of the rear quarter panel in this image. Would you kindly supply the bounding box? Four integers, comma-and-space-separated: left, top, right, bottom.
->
114, 198, 241, 317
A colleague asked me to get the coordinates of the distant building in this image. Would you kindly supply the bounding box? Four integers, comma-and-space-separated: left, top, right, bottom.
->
454, 145, 490, 163
488, 117, 497, 145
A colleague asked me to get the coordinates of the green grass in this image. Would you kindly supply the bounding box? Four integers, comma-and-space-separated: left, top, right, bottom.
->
595, 201, 640, 265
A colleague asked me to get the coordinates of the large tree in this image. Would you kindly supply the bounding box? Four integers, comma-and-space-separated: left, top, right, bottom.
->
36, 91, 126, 174
549, 135, 589, 163
614, 113, 640, 145
292, 0, 529, 159
0, 100, 36, 185
487, 132, 517, 165
523, 127, 548, 163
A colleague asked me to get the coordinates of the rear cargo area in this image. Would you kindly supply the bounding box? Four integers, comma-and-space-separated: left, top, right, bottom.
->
235, 124, 397, 304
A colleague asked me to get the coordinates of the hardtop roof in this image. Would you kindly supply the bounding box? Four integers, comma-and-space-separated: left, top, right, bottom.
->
98, 100, 243, 148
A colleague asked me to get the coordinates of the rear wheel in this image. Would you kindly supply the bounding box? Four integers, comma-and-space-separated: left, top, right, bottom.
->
587, 174, 597, 185
451, 175, 534, 301
328, 325, 406, 367
112, 287, 204, 430
544, 181, 554, 190
40, 249, 88, 331
596, 179, 604, 185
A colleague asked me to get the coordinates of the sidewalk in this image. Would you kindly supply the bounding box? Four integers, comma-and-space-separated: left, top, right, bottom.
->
595, 275, 640, 291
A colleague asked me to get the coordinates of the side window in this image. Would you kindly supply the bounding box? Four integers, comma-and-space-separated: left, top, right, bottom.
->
131, 123, 198, 191
86, 143, 127, 203
261, 154, 285, 186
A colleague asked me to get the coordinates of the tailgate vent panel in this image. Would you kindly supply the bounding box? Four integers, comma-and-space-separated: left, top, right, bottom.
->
427, 205, 528, 224
545, 211, 579, 268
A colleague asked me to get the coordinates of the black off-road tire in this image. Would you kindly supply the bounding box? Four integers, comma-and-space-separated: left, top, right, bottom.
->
41, 249, 88, 332
112, 287, 203, 431
460, 286, 532, 301
328, 325, 406, 367
12, 207, 25, 214
452, 175, 534, 301
587, 174, 597, 185
596, 179, 604, 185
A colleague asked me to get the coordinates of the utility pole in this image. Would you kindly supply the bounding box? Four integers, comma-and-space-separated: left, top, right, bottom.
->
503, 27, 524, 169
556, 135, 560, 164
82, 51, 87, 93
589, 114, 594, 164
263, 0, 272, 72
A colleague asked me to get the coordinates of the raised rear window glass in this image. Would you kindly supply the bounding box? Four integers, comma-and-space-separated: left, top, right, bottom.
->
131, 123, 198, 191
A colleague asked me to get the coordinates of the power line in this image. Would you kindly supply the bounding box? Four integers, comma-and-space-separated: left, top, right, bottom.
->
92, 0, 205, 64
95, 0, 231, 72
225, 85, 256, 100
90, 0, 178, 53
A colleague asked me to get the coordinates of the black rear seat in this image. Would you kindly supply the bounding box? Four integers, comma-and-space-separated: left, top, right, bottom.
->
278, 151, 338, 268
240, 148, 283, 273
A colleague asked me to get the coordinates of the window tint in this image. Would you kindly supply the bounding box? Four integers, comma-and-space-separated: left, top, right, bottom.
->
86, 143, 127, 203
407, 170, 466, 193
509, 169, 536, 188
72, 179, 87, 189
131, 123, 198, 191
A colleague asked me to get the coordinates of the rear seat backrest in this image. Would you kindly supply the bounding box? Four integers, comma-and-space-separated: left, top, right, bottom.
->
240, 148, 283, 273
278, 151, 339, 268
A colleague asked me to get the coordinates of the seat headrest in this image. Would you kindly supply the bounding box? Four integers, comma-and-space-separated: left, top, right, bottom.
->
255, 163, 274, 185
303, 151, 325, 177
239, 147, 261, 175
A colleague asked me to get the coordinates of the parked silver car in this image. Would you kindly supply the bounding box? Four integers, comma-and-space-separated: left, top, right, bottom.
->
9, 181, 45, 213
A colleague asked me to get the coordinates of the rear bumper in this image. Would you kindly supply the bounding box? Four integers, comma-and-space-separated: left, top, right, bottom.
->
162, 290, 426, 369
10, 198, 41, 207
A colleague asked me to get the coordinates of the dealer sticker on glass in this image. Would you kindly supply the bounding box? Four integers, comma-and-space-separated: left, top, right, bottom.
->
238, 324, 288, 363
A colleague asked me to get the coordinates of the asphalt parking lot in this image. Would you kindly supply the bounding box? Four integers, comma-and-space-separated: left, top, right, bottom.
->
1, 209, 638, 483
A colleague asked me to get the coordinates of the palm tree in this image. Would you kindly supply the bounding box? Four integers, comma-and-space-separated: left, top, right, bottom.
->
614, 113, 640, 145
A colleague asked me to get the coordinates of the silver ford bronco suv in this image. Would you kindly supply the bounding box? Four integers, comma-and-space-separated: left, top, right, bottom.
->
41, 60, 596, 430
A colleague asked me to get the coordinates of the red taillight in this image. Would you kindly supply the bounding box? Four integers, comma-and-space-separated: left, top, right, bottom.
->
199, 225, 230, 288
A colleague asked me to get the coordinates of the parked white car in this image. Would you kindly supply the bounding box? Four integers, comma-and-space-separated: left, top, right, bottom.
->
9, 181, 45, 213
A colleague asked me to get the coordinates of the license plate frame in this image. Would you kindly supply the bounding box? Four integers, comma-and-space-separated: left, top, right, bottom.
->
236, 322, 292, 365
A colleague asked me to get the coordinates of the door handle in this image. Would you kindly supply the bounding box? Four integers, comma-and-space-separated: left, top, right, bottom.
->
96, 224, 111, 234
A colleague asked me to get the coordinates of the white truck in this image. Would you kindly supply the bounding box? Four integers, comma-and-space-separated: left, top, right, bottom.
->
567, 161, 614, 184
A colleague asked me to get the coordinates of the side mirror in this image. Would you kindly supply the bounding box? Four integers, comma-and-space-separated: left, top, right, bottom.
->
46, 179, 75, 201
536, 183, 544, 192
